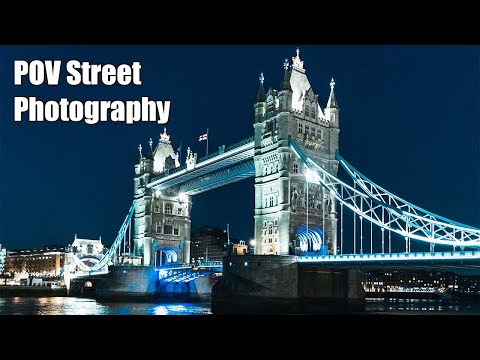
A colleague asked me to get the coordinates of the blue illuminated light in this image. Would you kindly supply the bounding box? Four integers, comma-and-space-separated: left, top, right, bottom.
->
244, 262, 248, 266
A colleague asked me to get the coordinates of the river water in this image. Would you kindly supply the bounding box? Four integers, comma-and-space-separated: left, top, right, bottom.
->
1, 297, 480, 315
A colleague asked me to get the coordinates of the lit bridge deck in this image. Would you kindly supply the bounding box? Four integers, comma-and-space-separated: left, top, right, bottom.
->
147, 137, 254, 195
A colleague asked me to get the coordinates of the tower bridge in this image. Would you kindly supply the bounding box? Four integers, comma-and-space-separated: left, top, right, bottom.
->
66, 49, 480, 307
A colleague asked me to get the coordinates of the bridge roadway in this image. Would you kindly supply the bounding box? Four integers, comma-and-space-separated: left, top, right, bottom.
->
147, 137, 254, 195
298, 250, 480, 273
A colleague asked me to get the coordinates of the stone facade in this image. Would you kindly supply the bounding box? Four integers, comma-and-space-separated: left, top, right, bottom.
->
253, 50, 340, 256
133, 129, 191, 266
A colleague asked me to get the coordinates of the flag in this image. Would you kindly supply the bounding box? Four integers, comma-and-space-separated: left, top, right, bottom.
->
199, 133, 208, 141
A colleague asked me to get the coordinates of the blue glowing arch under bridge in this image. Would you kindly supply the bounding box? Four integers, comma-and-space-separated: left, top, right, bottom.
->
296, 225, 328, 255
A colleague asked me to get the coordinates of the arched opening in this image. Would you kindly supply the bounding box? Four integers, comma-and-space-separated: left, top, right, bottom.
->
84, 281, 93, 288
295, 225, 327, 256
154, 249, 178, 267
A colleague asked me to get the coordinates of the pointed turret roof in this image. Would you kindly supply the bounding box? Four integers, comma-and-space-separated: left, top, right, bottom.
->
326, 77, 339, 109
281, 58, 292, 91
256, 72, 266, 102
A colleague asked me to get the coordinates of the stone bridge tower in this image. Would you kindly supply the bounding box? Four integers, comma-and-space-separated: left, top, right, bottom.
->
253, 49, 340, 256
133, 128, 191, 266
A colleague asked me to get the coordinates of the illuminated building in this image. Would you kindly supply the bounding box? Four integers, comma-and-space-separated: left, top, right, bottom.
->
190, 226, 226, 263
0, 244, 6, 273
133, 128, 191, 266
4, 246, 65, 279
253, 49, 339, 256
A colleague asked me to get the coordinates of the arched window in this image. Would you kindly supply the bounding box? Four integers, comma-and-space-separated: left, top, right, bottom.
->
156, 222, 162, 234
265, 197, 268, 208
305, 104, 310, 117
154, 204, 160, 213
177, 208, 183, 216
311, 105, 316, 118
270, 196, 274, 207
165, 203, 172, 214
293, 163, 298, 174
298, 123, 303, 133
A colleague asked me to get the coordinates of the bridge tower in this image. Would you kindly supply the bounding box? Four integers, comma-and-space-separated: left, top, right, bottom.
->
253, 49, 340, 256
133, 129, 192, 266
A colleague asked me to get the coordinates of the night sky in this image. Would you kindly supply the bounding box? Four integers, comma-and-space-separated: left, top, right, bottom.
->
0, 45, 478, 252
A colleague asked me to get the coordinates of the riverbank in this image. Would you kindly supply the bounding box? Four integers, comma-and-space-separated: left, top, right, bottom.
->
0, 286, 67, 297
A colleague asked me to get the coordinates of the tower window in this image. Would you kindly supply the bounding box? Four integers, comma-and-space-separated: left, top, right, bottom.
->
156, 222, 162, 234
311, 106, 316, 118
165, 203, 172, 214
293, 163, 298, 174
267, 121, 273, 133
154, 204, 160, 213
298, 123, 303, 133
305, 125, 309, 136
164, 225, 173, 235
174, 228, 179, 236
305, 105, 310, 117
177, 208, 183, 216
270, 196, 274, 207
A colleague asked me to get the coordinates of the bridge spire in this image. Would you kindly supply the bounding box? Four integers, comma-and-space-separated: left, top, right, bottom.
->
326, 77, 339, 109
256, 72, 266, 102
281, 58, 292, 91
292, 47, 304, 70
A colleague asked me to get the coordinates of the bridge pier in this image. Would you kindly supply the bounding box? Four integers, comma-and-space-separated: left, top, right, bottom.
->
211, 255, 365, 314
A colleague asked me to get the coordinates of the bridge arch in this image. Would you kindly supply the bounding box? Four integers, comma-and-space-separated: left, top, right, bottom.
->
296, 225, 327, 255
154, 248, 178, 266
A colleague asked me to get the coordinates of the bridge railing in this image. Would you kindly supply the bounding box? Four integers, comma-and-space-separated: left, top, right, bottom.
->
225, 136, 254, 152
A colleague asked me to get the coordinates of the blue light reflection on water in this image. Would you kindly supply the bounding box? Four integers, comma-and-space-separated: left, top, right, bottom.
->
0, 297, 212, 315
1, 297, 480, 315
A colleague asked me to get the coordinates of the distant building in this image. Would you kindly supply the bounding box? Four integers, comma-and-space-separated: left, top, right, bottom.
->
190, 226, 227, 263
232, 241, 249, 256
4, 245, 65, 279
71, 235, 105, 258
0, 244, 6, 273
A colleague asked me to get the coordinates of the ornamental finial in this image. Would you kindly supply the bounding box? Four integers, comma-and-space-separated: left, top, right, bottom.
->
160, 127, 170, 143
259, 72, 264, 84
292, 48, 304, 70
330, 77, 335, 90
283, 58, 289, 71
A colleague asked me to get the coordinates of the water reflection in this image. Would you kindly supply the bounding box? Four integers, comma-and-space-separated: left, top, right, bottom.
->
1, 297, 479, 315
365, 298, 474, 313
0, 297, 211, 315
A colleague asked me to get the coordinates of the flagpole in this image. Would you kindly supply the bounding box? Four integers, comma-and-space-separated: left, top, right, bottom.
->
206, 128, 209, 156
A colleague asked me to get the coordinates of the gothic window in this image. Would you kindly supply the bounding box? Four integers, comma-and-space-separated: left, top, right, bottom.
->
87, 244, 93, 255
177, 208, 183, 216
311, 106, 316, 118
274, 163, 278, 173
268, 225, 273, 235
293, 163, 298, 174
269, 196, 274, 207
156, 222, 162, 234
305, 125, 309, 136
317, 201, 322, 210
154, 204, 160, 213
267, 121, 273, 133
165, 203, 172, 214
174, 228, 179, 236
274, 219, 278, 226
265, 166, 268, 176
298, 123, 303, 133
305, 104, 310, 117
164, 225, 173, 235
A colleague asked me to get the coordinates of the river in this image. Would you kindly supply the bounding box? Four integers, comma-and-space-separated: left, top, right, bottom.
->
1, 297, 480, 315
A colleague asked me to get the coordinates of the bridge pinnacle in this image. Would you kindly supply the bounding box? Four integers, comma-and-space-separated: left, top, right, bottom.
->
256, 72, 266, 102
292, 47, 304, 70
330, 77, 335, 90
